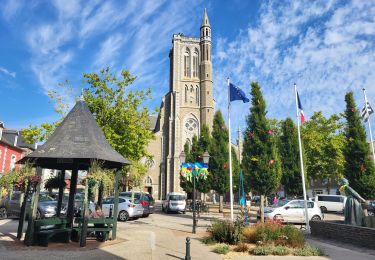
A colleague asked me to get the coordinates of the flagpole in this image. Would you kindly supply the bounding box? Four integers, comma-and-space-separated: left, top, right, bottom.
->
228, 77, 234, 221
294, 83, 310, 233
362, 88, 375, 168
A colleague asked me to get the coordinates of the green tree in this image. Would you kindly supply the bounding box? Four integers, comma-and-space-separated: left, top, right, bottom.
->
302, 112, 346, 191
196, 125, 212, 194
242, 82, 281, 222
22, 68, 154, 185
231, 146, 241, 193
279, 118, 303, 197
343, 92, 375, 199
179, 125, 212, 195
209, 111, 229, 212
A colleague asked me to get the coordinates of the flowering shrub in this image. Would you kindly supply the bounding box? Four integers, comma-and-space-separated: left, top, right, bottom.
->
207, 219, 244, 245
242, 221, 304, 248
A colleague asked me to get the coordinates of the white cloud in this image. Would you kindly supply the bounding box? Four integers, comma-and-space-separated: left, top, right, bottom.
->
213, 0, 375, 138
94, 33, 126, 68
0, 67, 16, 78
1, 0, 22, 20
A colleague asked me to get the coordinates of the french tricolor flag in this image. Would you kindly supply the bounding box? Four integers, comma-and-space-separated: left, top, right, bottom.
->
297, 91, 305, 124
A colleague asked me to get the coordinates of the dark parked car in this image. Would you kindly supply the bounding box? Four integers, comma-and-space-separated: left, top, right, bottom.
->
119, 192, 154, 217
0, 191, 66, 219
368, 201, 375, 216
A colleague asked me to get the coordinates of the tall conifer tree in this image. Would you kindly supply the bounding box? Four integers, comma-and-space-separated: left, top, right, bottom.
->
242, 82, 281, 221
279, 118, 303, 196
343, 92, 375, 198
209, 111, 229, 212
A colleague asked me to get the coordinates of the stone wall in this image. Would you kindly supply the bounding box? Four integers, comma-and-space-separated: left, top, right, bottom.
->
310, 220, 375, 249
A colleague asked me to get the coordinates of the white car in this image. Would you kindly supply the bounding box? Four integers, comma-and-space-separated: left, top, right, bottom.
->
162, 192, 186, 213
259, 199, 323, 223
101, 196, 144, 221
315, 194, 346, 213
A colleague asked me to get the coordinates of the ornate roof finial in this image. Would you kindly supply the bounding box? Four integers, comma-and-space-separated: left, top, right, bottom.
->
79, 88, 84, 101
201, 8, 210, 27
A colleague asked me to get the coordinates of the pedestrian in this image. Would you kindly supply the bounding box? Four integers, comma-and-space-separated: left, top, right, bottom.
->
273, 195, 278, 205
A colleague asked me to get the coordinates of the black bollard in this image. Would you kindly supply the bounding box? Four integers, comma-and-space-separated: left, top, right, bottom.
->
185, 237, 191, 260
109, 204, 113, 218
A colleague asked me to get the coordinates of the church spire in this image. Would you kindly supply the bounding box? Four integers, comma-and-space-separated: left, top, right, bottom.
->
201, 8, 210, 28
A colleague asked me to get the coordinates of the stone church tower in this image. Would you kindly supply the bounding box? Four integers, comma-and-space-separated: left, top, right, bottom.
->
144, 10, 215, 199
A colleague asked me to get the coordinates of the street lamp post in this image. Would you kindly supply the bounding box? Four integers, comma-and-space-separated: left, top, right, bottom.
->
179, 151, 209, 234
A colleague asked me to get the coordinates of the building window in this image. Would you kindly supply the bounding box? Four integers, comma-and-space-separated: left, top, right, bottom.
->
10, 154, 16, 170
185, 118, 198, 133
184, 48, 191, 77
192, 49, 199, 78
196, 86, 199, 105
144, 176, 152, 186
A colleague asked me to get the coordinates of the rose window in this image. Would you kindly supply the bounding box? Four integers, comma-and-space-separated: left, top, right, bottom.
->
185, 118, 198, 132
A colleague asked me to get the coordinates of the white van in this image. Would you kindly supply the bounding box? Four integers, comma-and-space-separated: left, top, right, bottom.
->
162, 192, 186, 214
315, 194, 346, 213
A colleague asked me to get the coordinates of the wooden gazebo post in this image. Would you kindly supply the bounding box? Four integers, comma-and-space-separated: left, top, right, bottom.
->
67, 165, 79, 227
17, 181, 31, 239
56, 170, 65, 217
112, 170, 122, 240
24, 167, 43, 246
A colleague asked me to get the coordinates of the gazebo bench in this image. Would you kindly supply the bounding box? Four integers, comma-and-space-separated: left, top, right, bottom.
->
72, 218, 114, 242
33, 217, 71, 247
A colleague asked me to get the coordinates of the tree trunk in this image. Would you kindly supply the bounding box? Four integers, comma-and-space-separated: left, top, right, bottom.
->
260, 195, 265, 223
219, 195, 224, 213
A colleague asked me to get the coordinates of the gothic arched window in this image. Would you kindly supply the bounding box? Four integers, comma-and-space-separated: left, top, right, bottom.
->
196, 86, 199, 105
184, 48, 191, 77
192, 49, 199, 78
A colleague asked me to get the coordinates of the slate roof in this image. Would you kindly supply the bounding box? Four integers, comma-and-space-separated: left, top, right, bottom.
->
1, 130, 17, 146
20, 100, 130, 170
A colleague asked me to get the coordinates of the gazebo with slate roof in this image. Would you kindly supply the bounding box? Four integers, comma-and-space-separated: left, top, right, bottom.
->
18, 99, 130, 247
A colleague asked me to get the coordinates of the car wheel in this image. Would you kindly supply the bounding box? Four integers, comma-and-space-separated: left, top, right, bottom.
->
118, 210, 129, 222
142, 213, 150, 218
0, 207, 7, 219
183, 211, 186, 214
368, 211, 374, 216
273, 214, 283, 222
320, 206, 327, 213
311, 215, 321, 221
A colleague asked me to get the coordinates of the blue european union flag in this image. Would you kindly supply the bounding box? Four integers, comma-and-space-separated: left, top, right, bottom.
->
229, 83, 249, 103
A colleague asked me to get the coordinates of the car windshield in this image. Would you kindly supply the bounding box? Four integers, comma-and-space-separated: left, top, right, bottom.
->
39, 194, 54, 202
120, 192, 141, 200
169, 195, 185, 201
272, 200, 289, 208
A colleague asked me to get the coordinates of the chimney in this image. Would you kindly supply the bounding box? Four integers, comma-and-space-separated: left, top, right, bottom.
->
0, 121, 4, 140
14, 131, 19, 146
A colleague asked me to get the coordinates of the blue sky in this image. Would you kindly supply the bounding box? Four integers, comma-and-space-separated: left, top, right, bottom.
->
1, 0, 375, 140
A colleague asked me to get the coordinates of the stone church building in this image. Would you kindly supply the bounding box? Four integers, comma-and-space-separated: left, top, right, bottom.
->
144, 10, 215, 200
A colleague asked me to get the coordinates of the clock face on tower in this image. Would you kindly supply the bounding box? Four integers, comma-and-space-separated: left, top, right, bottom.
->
185, 118, 198, 132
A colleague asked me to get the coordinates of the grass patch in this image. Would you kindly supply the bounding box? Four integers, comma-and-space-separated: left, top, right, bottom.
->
272, 246, 290, 256
213, 244, 230, 255
201, 236, 216, 245
252, 245, 273, 255
294, 245, 324, 256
